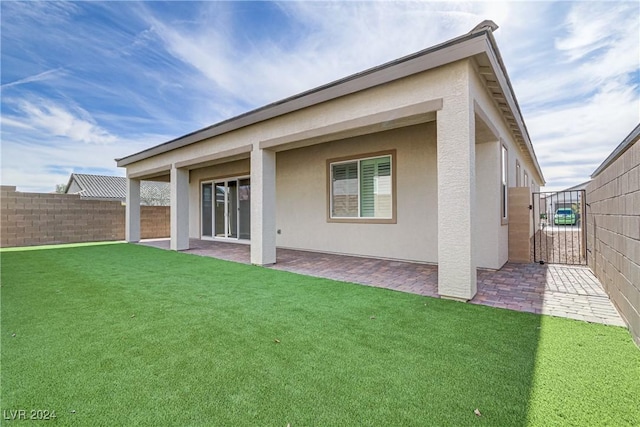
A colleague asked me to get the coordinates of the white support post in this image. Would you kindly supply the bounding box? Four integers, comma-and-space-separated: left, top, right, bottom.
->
437, 93, 477, 300
126, 178, 141, 243
170, 165, 190, 251
250, 146, 276, 265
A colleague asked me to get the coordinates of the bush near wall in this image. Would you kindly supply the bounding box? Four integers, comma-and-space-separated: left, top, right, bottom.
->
0, 186, 169, 248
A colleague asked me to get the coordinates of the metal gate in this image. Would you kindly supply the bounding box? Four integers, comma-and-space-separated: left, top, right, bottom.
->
532, 190, 586, 265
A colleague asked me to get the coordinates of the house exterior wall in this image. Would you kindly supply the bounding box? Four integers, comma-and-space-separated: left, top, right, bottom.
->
156, 59, 533, 270
125, 61, 472, 178
146, 61, 469, 253
475, 140, 502, 268
185, 121, 509, 269
587, 140, 640, 346
468, 65, 540, 267
123, 56, 542, 275
0, 186, 169, 247
276, 123, 437, 263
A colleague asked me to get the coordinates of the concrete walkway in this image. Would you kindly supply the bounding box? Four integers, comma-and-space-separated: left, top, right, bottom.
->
139, 239, 625, 326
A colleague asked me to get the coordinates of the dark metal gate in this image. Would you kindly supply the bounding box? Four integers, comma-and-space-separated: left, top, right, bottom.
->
532, 190, 587, 265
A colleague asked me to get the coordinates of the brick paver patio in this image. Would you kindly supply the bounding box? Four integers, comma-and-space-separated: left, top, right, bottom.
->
139, 239, 625, 326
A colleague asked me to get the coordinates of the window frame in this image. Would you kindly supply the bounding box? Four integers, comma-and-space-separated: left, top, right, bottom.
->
199, 173, 251, 241
501, 144, 509, 224
326, 150, 397, 224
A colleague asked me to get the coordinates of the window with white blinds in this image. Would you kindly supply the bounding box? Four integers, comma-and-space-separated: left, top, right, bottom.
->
330, 154, 392, 219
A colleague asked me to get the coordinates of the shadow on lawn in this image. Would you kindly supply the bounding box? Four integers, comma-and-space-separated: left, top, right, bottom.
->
426, 290, 545, 425
471, 263, 549, 422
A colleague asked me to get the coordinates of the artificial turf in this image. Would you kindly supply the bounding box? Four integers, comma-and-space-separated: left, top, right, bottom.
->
1, 243, 638, 426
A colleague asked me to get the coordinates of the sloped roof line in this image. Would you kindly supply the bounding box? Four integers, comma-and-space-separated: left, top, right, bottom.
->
115, 25, 491, 166
482, 29, 544, 184
65, 173, 169, 201
115, 20, 544, 184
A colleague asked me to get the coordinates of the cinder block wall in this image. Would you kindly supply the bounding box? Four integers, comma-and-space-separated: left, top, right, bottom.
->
140, 206, 170, 239
0, 186, 169, 247
586, 141, 640, 346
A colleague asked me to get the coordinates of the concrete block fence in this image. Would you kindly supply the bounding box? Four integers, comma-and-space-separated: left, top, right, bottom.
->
587, 137, 640, 347
0, 186, 169, 248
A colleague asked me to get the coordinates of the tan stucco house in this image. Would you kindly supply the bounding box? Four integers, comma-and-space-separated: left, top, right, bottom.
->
116, 21, 545, 301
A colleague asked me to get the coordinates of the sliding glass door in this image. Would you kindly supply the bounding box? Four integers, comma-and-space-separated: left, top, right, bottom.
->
238, 178, 251, 239
202, 183, 213, 237
202, 177, 250, 240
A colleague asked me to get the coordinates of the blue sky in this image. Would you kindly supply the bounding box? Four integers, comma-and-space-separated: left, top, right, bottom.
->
1, 1, 638, 192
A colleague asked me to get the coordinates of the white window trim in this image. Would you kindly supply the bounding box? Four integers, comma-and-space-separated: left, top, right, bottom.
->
200, 174, 251, 241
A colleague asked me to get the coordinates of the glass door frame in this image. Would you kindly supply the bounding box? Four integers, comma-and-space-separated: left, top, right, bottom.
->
200, 175, 250, 242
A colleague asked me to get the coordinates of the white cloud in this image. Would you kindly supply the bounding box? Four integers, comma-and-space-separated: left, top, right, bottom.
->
528, 86, 638, 190
144, 1, 496, 108
6, 100, 117, 145
1, 68, 66, 89
0, 130, 169, 192
0, 116, 32, 130
499, 1, 640, 191
556, 2, 625, 60
1, 1, 638, 194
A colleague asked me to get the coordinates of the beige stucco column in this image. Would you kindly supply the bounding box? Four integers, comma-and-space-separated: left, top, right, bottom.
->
437, 94, 477, 300
250, 146, 276, 265
170, 165, 189, 251
125, 178, 141, 242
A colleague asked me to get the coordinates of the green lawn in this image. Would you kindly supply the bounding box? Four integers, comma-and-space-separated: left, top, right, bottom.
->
1, 243, 638, 426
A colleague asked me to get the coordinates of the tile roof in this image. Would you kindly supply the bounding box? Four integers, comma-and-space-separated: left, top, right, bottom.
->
65, 173, 170, 206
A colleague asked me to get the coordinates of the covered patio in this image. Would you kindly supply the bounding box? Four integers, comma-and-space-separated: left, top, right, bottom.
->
119, 23, 550, 303
139, 239, 624, 327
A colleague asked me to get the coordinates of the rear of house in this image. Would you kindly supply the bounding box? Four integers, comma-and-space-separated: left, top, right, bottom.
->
117, 22, 544, 301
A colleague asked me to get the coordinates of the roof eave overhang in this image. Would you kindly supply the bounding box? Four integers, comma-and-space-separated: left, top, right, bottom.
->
116, 30, 491, 167
478, 31, 545, 185
116, 26, 545, 186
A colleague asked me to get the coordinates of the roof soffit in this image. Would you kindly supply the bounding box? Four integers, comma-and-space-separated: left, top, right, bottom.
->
472, 41, 545, 184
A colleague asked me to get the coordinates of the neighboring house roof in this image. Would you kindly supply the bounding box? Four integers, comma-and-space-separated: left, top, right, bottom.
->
64, 173, 170, 205
115, 21, 544, 184
591, 123, 640, 178
562, 181, 590, 192
541, 181, 589, 199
